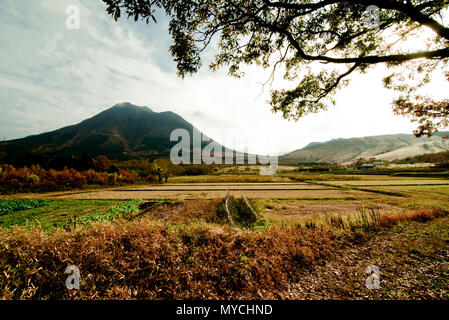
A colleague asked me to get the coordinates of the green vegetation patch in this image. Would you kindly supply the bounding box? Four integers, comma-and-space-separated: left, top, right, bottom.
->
77, 200, 143, 224
0, 199, 50, 216
0, 199, 143, 229
214, 196, 268, 229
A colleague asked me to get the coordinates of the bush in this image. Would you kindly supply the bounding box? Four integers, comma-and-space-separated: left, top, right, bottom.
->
182, 164, 212, 176
0, 164, 140, 194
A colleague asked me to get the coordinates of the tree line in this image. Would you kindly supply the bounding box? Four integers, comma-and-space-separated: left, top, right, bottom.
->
0, 154, 215, 194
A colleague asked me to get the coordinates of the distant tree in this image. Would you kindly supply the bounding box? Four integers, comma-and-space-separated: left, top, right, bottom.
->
137, 162, 157, 182
182, 164, 212, 176
103, 0, 449, 136
154, 158, 182, 183
91, 155, 111, 172
147, 160, 162, 184
353, 157, 367, 167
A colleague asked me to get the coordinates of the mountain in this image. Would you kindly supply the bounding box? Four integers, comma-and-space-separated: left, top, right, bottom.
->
3, 102, 448, 166
0, 102, 210, 162
280, 132, 449, 164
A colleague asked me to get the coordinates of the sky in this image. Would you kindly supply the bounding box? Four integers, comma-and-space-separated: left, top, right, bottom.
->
0, 0, 447, 155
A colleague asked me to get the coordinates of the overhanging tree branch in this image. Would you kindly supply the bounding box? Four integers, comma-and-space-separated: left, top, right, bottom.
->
103, 0, 449, 135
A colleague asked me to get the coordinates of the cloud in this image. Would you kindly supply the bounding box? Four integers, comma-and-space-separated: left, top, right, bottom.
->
0, 0, 443, 155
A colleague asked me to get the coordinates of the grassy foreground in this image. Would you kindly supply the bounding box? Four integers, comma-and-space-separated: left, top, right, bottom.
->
1, 173, 448, 300
0, 204, 447, 300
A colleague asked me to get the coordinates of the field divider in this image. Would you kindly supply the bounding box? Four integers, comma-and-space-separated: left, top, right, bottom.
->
304, 181, 407, 197
109, 188, 333, 192
327, 183, 449, 187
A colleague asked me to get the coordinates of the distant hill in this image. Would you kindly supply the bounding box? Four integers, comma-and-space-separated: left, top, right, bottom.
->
2, 102, 448, 166
280, 132, 449, 164
0, 102, 216, 162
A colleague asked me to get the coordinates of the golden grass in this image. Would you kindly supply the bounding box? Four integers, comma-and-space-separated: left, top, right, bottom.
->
379, 209, 448, 227
0, 206, 446, 300
0, 219, 334, 300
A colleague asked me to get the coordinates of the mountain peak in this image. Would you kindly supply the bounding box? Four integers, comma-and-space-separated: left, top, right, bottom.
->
0, 102, 196, 160
110, 102, 153, 112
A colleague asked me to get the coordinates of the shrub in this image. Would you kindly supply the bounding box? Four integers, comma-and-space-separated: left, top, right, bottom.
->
182, 164, 212, 176
0, 164, 140, 194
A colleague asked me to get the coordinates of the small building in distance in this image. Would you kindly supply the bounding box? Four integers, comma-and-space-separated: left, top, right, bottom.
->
360, 161, 385, 169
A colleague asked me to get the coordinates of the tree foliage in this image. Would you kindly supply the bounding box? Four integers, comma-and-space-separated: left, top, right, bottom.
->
0, 164, 140, 194
91, 155, 112, 172
103, 0, 449, 136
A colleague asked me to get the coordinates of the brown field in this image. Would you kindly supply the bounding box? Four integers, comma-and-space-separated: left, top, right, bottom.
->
323, 179, 449, 186
2, 179, 421, 201
261, 200, 402, 225
6, 182, 397, 201
120, 182, 328, 190
1, 174, 449, 300
3, 177, 445, 206
363, 184, 449, 197
52, 189, 369, 200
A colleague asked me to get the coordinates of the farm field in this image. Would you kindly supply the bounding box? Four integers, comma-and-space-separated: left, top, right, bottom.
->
6, 175, 447, 200
38, 183, 367, 201
0, 172, 448, 300
2, 174, 448, 226
323, 179, 449, 186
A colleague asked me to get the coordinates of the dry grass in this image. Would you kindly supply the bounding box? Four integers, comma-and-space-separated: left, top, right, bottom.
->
0, 219, 335, 300
260, 201, 401, 227
45, 188, 374, 200
0, 206, 446, 300
287, 215, 449, 299
378, 209, 448, 227
134, 199, 219, 224
324, 207, 448, 231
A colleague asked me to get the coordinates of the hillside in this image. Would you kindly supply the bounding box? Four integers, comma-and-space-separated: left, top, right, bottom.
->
2, 103, 448, 166
280, 132, 449, 164
0, 102, 208, 161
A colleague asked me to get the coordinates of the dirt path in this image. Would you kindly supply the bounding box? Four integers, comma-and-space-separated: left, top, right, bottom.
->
284, 219, 449, 299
